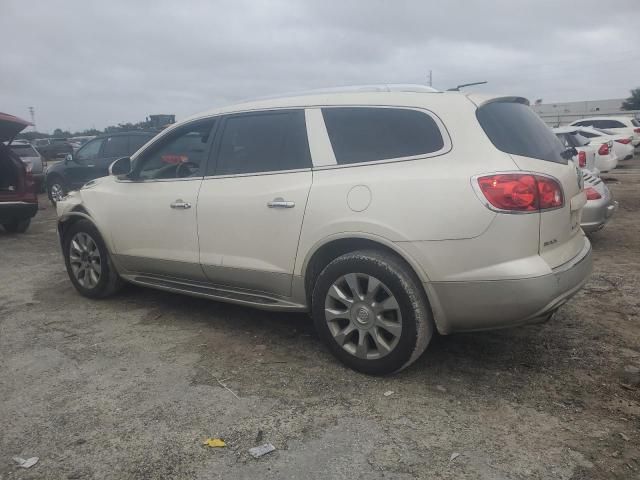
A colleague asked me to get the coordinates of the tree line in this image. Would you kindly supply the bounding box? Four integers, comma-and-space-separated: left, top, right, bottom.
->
17, 119, 155, 141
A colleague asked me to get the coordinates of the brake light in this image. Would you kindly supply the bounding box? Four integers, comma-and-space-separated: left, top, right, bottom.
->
578, 150, 586, 168
476, 174, 564, 212
598, 143, 609, 155
616, 138, 631, 144
585, 187, 602, 200
634, 128, 640, 134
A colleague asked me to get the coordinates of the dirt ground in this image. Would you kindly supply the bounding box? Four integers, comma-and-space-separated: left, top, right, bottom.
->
1, 163, 639, 480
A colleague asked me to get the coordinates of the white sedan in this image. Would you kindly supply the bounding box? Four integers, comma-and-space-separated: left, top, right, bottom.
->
572, 126, 634, 163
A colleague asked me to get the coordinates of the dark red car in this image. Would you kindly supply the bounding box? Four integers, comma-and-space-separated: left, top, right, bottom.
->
0, 113, 38, 233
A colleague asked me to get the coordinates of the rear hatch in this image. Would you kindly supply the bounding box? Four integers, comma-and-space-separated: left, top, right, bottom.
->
472, 96, 586, 268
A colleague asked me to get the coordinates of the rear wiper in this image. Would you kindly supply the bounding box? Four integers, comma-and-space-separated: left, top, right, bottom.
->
561, 147, 578, 160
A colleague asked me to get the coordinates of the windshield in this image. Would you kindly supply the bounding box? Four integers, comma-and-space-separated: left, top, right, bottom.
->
11, 145, 39, 157
476, 101, 567, 163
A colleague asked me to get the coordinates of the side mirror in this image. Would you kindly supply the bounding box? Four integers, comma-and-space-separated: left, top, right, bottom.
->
109, 157, 131, 176
64, 153, 73, 163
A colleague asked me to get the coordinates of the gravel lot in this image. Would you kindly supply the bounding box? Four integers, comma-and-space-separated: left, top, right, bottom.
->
1, 162, 639, 479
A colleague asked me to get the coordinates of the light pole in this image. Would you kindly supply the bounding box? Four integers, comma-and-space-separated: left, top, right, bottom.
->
28, 107, 36, 131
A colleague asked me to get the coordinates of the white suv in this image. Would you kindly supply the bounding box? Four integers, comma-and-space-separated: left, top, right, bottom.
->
56, 85, 592, 374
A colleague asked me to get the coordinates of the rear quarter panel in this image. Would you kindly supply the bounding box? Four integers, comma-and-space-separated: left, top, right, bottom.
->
295, 94, 522, 278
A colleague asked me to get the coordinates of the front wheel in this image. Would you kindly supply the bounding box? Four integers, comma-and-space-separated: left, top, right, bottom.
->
2, 218, 31, 233
312, 250, 433, 375
47, 177, 67, 206
62, 219, 124, 299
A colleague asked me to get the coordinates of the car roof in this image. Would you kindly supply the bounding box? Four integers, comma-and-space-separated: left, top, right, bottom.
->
169, 84, 527, 128
572, 116, 633, 122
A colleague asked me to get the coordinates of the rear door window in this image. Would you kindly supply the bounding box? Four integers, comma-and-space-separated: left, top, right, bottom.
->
102, 136, 129, 158
476, 101, 566, 163
129, 135, 152, 154
321, 107, 444, 165
593, 119, 625, 129
211, 110, 311, 175
631, 119, 639, 127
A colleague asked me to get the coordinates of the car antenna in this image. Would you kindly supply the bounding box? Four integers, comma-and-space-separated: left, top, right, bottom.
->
447, 81, 488, 91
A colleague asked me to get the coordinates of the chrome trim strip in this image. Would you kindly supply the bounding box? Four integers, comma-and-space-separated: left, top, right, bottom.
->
201, 167, 311, 180
0, 201, 35, 206
121, 274, 307, 312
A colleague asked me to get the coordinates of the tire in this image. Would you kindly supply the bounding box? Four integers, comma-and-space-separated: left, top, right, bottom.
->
47, 176, 67, 206
312, 250, 433, 375
62, 219, 124, 299
2, 218, 31, 233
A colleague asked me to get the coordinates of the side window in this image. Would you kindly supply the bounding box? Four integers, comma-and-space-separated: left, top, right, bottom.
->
76, 138, 104, 163
632, 119, 640, 127
102, 136, 129, 158
604, 120, 625, 128
129, 135, 152, 154
135, 119, 215, 180
212, 110, 311, 175
579, 131, 596, 138
322, 107, 445, 165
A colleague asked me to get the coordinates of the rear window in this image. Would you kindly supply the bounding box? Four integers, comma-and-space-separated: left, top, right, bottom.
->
11, 145, 38, 157
593, 119, 626, 129
476, 101, 566, 163
632, 119, 640, 127
322, 107, 445, 165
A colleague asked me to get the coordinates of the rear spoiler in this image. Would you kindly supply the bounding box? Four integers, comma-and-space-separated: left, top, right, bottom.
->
465, 94, 530, 108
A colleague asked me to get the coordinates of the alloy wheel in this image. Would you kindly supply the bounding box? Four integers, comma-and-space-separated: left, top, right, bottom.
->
324, 273, 402, 360
69, 232, 102, 289
50, 183, 65, 202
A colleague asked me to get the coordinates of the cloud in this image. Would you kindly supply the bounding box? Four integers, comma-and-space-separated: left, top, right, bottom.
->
1, 0, 639, 132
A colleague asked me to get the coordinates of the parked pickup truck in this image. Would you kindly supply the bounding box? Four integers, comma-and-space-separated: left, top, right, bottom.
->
34, 138, 73, 160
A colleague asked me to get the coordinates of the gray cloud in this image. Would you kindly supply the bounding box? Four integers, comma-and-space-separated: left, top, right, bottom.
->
2, 0, 639, 132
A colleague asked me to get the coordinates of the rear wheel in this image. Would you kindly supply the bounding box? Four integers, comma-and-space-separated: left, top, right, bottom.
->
62, 219, 123, 298
2, 218, 31, 233
312, 250, 433, 375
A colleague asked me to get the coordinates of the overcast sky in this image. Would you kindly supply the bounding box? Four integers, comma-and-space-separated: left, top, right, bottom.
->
2, 0, 639, 133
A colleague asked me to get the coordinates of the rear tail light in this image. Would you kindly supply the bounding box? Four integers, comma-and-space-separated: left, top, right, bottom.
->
598, 143, 609, 155
616, 138, 631, 144
634, 128, 640, 134
24, 171, 36, 195
475, 173, 564, 212
578, 150, 586, 168
585, 187, 602, 200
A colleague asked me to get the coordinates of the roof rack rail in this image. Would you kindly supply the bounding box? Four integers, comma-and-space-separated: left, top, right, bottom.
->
240, 84, 441, 103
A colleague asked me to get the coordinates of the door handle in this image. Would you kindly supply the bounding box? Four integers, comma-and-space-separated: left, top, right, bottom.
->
170, 199, 192, 209
267, 198, 295, 208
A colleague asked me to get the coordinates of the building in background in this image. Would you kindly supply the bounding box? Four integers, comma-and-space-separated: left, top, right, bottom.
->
533, 98, 640, 127
147, 114, 175, 129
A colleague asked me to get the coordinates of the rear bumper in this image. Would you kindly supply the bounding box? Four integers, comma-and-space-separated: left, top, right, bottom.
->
0, 201, 38, 223
428, 237, 592, 334
581, 197, 618, 233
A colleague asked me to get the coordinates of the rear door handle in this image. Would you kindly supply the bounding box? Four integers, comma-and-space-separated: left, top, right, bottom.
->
267, 197, 295, 209
170, 199, 192, 209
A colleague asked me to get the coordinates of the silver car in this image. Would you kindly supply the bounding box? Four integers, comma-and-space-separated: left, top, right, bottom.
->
581, 170, 617, 233
9, 140, 46, 192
